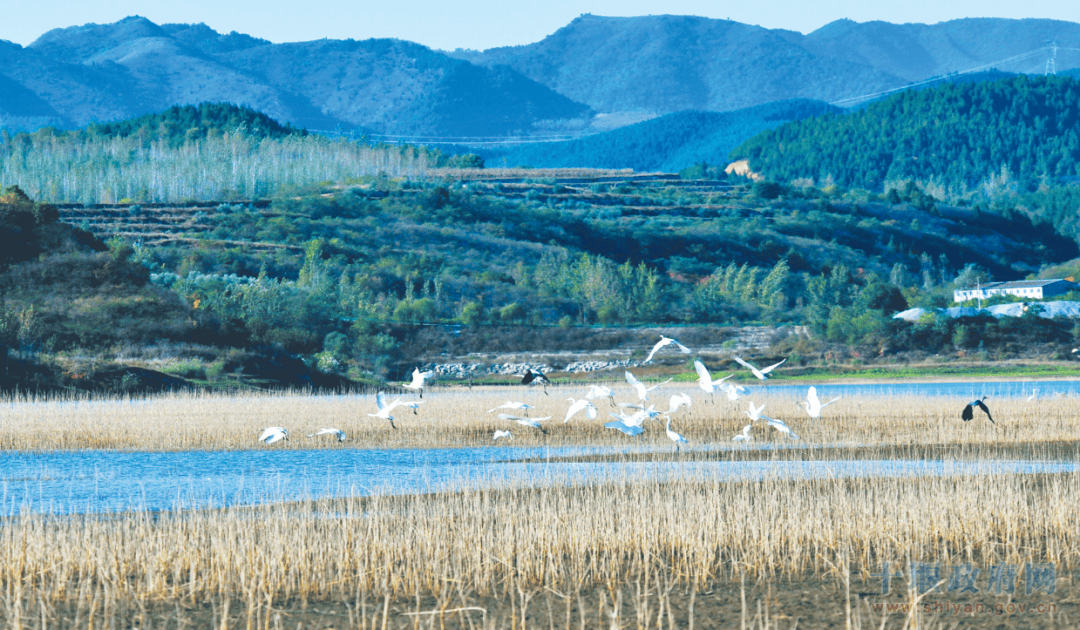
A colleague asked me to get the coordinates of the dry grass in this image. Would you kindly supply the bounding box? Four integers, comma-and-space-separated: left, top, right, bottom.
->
0, 383, 1076, 452
2, 384, 1079, 628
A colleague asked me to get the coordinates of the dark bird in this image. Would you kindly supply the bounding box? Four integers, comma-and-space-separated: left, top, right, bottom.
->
962, 397, 994, 423
520, 369, 550, 394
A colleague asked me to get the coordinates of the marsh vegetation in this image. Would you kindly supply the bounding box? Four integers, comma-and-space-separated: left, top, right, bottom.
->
2, 386, 1079, 628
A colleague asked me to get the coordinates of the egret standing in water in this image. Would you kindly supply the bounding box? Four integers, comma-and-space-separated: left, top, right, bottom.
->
962, 397, 994, 423
665, 417, 689, 451
733, 356, 787, 381
644, 334, 692, 363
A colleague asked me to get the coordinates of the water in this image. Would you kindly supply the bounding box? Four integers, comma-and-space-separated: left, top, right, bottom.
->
3, 446, 1077, 516
3, 378, 1078, 515
737, 379, 1075, 400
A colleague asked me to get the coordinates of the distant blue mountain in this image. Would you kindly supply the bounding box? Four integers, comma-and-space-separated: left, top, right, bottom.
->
478, 99, 842, 172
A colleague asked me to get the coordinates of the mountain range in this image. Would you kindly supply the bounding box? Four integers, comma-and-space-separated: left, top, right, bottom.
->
2, 14, 1080, 138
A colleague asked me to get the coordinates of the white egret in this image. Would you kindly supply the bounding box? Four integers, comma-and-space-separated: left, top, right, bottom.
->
693, 360, 732, 399
305, 428, 345, 442
733, 356, 787, 380
604, 418, 645, 436
488, 401, 534, 415
724, 382, 747, 401
397, 400, 424, 415
585, 384, 616, 407
368, 391, 403, 429
493, 430, 512, 440
762, 415, 800, 440
259, 427, 289, 444
1027, 388, 1038, 401
608, 409, 649, 427
667, 392, 693, 414
644, 335, 692, 363
731, 424, 753, 442
498, 413, 550, 434
802, 386, 841, 419
665, 417, 689, 451
564, 398, 598, 423
403, 368, 435, 398
961, 397, 994, 423
745, 401, 767, 422
625, 370, 672, 401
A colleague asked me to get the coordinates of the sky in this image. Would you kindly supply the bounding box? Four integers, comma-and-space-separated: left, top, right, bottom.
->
5, 0, 1080, 51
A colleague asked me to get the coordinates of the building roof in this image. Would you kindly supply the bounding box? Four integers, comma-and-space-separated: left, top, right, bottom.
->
955, 279, 1077, 292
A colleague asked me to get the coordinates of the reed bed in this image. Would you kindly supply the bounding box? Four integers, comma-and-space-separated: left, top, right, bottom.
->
0, 383, 1078, 452
3, 385, 1080, 627
2, 465, 1079, 628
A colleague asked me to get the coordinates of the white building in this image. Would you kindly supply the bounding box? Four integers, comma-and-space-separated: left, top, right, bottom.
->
953, 279, 1080, 303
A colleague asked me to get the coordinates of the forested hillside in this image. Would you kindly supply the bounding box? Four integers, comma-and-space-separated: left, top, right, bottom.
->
481, 100, 840, 172
732, 75, 1080, 193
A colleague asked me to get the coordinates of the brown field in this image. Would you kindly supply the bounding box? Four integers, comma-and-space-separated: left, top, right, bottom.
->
2, 383, 1079, 628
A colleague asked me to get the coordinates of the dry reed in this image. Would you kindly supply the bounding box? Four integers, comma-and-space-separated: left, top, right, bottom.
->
2, 384, 1079, 628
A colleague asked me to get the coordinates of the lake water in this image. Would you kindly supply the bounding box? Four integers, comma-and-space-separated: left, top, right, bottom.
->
3, 446, 1077, 516
3, 378, 1079, 516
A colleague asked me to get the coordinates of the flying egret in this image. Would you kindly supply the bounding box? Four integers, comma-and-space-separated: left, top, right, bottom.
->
724, 382, 747, 401
403, 368, 435, 398
520, 369, 550, 394
693, 360, 733, 399
585, 384, 616, 407
761, 415, 800, 440
644, 334, 692, 363
604, 417, 645, 436
368, 391, 403, 429
608, 409, 649, 427
396, 400, 424, 415
667, 392, 693, 414
802, 386, 841, 419
564, 398, 598, 423
488, 401, 534, 415
305, 428, 345, 442
731, 424, 754, 442
625, 370, 672, 401
498, 413, 550, 434
665, 417, 689, 451
259, 427, 289, 444
746, 401, 767, 423
733, 356, 787, 381
493, 430, 512, 440
961, 397, 994, 423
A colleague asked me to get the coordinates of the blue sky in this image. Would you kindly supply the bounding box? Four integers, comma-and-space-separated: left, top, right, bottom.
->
6, 1, 1080, 51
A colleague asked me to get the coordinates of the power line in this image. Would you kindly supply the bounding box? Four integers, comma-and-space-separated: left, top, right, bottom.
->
831, 47, 1053, 107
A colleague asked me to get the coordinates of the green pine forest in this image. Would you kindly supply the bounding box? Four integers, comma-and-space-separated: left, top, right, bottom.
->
4, 84, 1080, 392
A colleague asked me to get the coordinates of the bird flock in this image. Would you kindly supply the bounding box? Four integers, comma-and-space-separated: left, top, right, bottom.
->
260, 333, 998, 447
